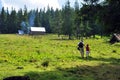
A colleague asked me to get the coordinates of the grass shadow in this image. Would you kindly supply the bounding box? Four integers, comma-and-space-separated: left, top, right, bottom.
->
87, 57, 120, 65
67, 56, 120, 65
23, 64, 120, 80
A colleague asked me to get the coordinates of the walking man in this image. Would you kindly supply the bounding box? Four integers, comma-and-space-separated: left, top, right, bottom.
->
78, 40, 84, 58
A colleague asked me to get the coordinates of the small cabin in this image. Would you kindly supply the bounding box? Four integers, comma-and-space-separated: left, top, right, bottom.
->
29, 27, 46, 35
110, 33, 120, 44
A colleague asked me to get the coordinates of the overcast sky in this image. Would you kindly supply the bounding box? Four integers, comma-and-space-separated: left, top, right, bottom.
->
0, 0, 84, 11
0, 0, 103, 11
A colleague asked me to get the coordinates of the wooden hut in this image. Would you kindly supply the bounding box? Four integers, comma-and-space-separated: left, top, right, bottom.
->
29, 27, 46, 35
109, 33, 120, 44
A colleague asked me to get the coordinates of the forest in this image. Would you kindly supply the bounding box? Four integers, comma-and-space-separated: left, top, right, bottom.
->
0, 0, 120, 39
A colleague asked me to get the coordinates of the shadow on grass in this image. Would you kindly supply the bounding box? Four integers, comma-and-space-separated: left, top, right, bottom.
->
87, 57, 120, 64
24, 64, 120, 80
67, 56, 120, 65
96, 57, 120, 64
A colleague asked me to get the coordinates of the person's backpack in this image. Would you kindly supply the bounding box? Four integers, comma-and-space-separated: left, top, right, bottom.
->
77, 46, 80, 50
78, 42, 83, 48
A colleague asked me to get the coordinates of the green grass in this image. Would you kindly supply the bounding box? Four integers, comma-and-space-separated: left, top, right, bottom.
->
0, 34, 120, 80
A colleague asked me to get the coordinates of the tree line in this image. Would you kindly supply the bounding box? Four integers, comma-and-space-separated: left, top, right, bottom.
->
0, 0, 120, 39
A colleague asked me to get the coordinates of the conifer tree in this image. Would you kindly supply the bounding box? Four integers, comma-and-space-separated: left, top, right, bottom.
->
62, 0, 74, 39
0, 7, 7, 33
74, 0, 81, 39
17, 9, 23, 30
34, 9, 41, 27
9, 9, 18, 33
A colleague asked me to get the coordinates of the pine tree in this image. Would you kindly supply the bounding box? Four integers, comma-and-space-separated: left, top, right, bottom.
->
34, 9, 41, 27
80, 0, 101, 37
17, 9, 23, 30
6, 8, 10, 33
55, 9, 63, 36
9, 9, 18, 33
74, 0, 81, 39
62, 0, 74, 39
0, 7, 7, 33
23, 5, 28, 22
100, 0, 120, 33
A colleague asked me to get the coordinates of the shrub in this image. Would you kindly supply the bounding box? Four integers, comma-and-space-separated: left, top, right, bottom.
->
41, 61, 49, 67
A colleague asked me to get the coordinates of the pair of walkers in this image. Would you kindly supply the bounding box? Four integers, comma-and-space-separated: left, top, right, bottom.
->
78, 40, 90, 58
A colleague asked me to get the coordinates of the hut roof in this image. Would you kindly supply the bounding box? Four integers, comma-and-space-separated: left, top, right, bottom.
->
115, 34, 120, 41
30, 27, 46, 32
110, 33, 120, 44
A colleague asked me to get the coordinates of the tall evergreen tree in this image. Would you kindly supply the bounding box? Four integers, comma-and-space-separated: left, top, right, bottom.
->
62, 0, 74, 39
6, 8, 10, 33
9, 9, 18, 33
44, 6, 51, 33
17, 8, 23, 30
0, 7, 7, 33
34, 9, 41, 27
23, 5, 28, 22
55, 9, 63, 36
100, 0, 120, 33
74, 0, 81, 39
80, 0, 101, 37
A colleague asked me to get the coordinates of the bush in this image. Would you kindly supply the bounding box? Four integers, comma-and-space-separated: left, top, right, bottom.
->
41, 61, 49, 67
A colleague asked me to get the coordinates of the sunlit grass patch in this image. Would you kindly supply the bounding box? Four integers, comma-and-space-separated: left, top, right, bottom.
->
0, 34, 120, 80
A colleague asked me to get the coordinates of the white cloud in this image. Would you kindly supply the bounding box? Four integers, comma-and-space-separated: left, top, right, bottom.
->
1, 0, 104, 11
1, 0, 61, 11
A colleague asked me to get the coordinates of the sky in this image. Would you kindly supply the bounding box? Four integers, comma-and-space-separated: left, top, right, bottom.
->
0, 0, 83, 11
0, 0, 103, 11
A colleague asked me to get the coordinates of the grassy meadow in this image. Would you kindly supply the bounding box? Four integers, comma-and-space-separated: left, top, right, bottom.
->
0, 34, 120, 80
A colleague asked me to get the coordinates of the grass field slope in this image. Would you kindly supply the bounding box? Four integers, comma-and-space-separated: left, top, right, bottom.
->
0, 34, 120, 80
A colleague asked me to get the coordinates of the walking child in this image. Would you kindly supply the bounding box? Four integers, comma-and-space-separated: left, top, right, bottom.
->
86, 44, 90, 58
